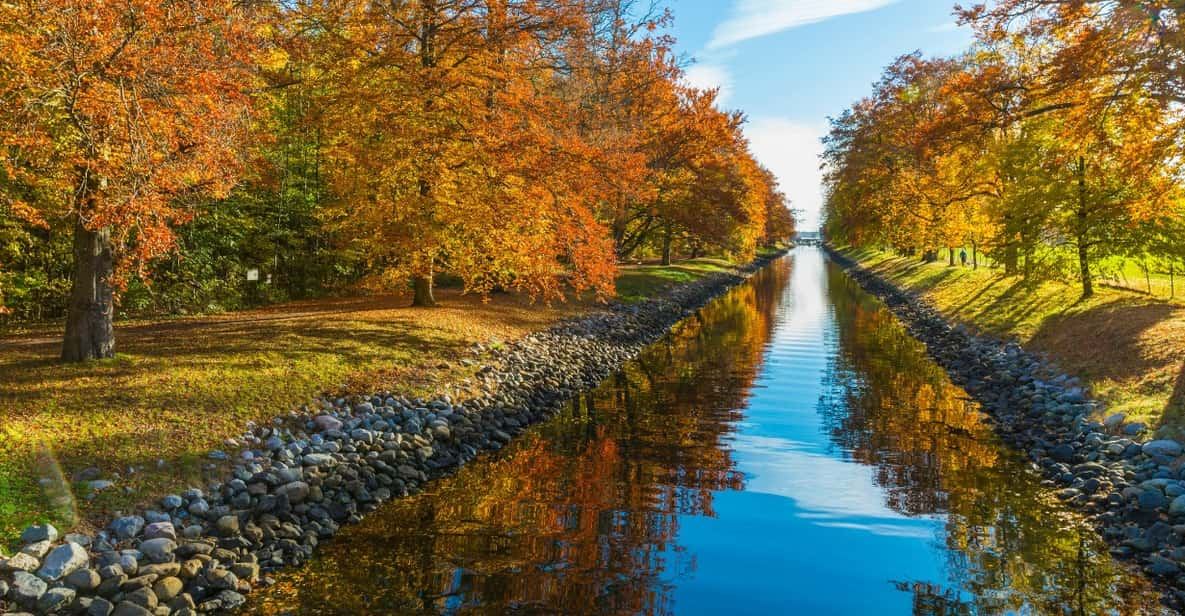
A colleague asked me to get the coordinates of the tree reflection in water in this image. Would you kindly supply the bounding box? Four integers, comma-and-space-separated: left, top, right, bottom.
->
822, 265, 1159, 615
253, 254, 1162, 615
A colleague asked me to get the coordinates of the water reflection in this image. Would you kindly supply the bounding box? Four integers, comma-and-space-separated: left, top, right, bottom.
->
254, 248, 1162, 615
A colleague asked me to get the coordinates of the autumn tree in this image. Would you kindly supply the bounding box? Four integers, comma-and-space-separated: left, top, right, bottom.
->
0, 0, 265, 360
299, 0, 618, 306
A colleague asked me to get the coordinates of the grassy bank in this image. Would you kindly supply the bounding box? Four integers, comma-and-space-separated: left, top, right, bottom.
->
839, 246, 1185, 435
0, 255, 761, 543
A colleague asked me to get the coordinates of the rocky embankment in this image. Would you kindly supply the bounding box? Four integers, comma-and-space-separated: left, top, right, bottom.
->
827, 247, 1185, 611
0, 251, 785, 616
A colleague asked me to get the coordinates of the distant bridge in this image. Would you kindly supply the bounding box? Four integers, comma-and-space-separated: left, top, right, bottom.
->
794, 231, 822, 246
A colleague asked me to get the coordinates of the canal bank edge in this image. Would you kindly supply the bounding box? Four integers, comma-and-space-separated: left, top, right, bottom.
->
0, 249, 788, 616
826, 245, 1185, 613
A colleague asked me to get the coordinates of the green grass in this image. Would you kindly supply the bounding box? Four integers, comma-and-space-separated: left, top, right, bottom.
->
0, 291, 584, 543
0, 254, 764, 544
841, 245, 1185, 435
613, 258, 736, 303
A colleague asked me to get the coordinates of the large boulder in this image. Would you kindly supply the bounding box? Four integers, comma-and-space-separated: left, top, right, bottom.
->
38, 541, 89, 580
10, 570, 48, 608
1143, 439, 1183, 459
20, 523, 58, 545
138, 538, 176, 564
110, 515, 146, 540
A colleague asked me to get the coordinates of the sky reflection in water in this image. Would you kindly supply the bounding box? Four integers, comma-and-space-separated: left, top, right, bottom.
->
254, 248, 1163, 615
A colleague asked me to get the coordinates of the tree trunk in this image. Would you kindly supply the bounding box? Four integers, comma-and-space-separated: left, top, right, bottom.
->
412, 270, 436, 307
948, 247, 955, 267
660, 226, 673, 266
1077, 156, 1093, 298
971, 240, 979, 270
62, 219, 115, 362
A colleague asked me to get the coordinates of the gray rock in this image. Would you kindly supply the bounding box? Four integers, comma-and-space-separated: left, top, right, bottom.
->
1124, 422, 1148, 436
1050, 444, 1075, 462
1147, 554, 1180, 576
161, 494, 183, 510
1144, 439, 1183, 459
1104, 413, 1126, 429
10, 570, 48, 608
314, 415, 343, 431
3, 551, 40, 572
63, 532, 92, 547
1169, 494, 1185, 516
111, 599, 153, 616
20, 523, 58, 544
138, 538, 176, 564
87, 479, 115, 492
275, 481, 310, 504
187, 498, 210, 517
21, 539, 52, 558
303, 453, 335, 466
38, 541, 89, 580
66, 567, 102, 591
87, 597, 115, 616
1140, 490, 1168, 511
217, 590, 247, 610
152, 576, 183, 602
110, 515, 145, 540
143, 522, 176, 541
36, 586, 76, 613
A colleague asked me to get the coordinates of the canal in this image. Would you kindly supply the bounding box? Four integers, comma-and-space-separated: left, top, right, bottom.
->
254, 247, 1163, 615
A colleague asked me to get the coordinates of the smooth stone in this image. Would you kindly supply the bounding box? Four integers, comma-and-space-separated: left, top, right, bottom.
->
303, 453, 335, 467
111, 600, 153, 616
138, 538, 176, 564
2, 552, 40, 572
20, 523, 58, 545
10, 570, 48, 607
1140, 490, 1168, 511
66, 567, 102, 591
275, 481, 310, 504
215, 515, 240, 537
38, 541, 89, 580
1050, 444, 1075, 462
161, 494, 184, 510
152, 576, 183, 602
314, 415, 343, 431
88, 597, 115, 616
1143, 439, 1183, 458
110, 515, 145, 540
1170, 494, 1185, 516
36, 586, 75, 613
143, 521, 176, 541
20, 540, 52, 558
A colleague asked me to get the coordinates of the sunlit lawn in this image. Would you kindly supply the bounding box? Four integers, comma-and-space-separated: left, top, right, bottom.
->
0, 255, 758, 544
843, 246, 1185, 435
0, 289, 591, 542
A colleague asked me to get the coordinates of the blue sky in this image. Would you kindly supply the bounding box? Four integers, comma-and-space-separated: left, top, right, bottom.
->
665, 0, 973, 230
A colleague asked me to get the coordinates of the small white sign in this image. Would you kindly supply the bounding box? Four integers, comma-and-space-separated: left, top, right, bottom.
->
246, 268, 260, 282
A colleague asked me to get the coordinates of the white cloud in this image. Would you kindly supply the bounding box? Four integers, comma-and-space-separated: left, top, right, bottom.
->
708, 0, 901, 49
683, 62, 734, 106
744, 117, 827, 231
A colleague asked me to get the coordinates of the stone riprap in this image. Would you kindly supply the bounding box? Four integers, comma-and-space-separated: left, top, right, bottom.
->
827, 247, 1185, 612
0, 250, 785, 616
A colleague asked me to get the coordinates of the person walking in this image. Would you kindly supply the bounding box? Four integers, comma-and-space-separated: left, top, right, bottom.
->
959, 248, 968, 267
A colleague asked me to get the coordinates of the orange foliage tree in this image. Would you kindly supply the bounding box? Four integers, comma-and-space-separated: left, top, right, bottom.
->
0, 0, 266, 360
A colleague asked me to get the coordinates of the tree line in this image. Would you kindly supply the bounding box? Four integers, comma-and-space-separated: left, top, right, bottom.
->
822, 0, 1185, 297
0, 0, 795, 361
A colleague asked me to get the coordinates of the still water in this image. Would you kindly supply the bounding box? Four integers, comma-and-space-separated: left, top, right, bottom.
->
255, 248, 1163, 615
